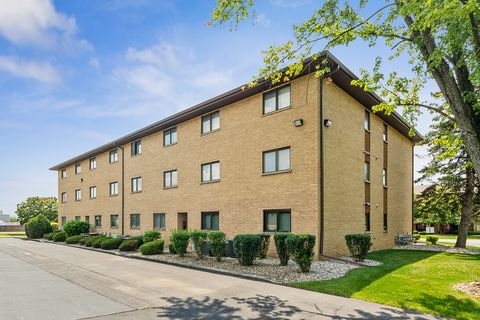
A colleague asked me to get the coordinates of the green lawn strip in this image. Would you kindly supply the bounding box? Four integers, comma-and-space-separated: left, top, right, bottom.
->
291, 250, 480, 320
0, 232, 26, 237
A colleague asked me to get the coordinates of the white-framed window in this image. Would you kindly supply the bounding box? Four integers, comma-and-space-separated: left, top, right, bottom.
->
201, 161, 220, 182
131, 177, 142, 193
109, 181, 118, 196
61, 169, 67, 179
131, 140, 142, 156
263, 147, 290, 173
164, 127, 177, 146
109, 149, 118, 163
89, 157, 96, 170
201, 111, 220, 134
163, 170, 178, 188
89, 186, 97, 199
153, 213, 166, 230
75, 189, 81, 201
75, 163, 81, 174
263, 85, 291, 114
364, 110, 370, 131
61, 192, 67, 203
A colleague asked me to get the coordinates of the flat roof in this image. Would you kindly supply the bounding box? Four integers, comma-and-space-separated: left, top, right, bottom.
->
50, 51, 422, 171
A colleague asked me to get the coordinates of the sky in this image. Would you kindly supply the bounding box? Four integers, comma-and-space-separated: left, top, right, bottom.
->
0, 0, 433, 216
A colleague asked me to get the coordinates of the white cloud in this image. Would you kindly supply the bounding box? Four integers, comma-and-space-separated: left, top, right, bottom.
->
0, 0, 90, 50
89, 57, 101, 69
126, 42, 177, 67
0, 55, 61, 83
254, 14, 271, 27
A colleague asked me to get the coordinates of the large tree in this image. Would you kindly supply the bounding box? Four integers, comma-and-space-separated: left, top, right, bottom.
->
15, 197, 58, 225
210, 0, 480, 187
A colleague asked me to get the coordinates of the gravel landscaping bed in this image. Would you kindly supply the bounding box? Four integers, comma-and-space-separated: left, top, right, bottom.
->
395, 243, 480, 255
454, 281, 480, 299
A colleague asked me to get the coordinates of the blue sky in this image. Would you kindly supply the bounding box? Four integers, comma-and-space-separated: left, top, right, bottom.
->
0, 0, 432, 216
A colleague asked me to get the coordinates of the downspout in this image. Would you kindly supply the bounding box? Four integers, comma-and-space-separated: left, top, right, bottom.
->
411, 144, 414, 234
115, 143, 125, 236
319, 77, 325, 255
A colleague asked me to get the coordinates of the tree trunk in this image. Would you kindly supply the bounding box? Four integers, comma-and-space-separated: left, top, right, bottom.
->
455, 167, 475, 248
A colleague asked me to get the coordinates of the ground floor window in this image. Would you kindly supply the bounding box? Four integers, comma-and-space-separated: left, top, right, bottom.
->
153, 213, 165, 229
263, 210, 291, 232
61, 216, 66, 226
75, 216, 80, 221
111, 214, 119, 228
130, 214, 140, 229
95, 215, 102, 227
201, 212, 219, 230
85, 216, 89, 223
365, 212, 371, 232
383, 213, 388, 231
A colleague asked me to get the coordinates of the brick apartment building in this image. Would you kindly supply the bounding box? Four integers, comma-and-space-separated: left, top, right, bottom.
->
50, 52, 421, 256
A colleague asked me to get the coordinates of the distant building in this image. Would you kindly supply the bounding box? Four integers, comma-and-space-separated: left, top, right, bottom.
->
0, 211, 11, 223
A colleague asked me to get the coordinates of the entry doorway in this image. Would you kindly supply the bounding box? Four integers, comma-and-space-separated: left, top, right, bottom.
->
177, 212, 188, 230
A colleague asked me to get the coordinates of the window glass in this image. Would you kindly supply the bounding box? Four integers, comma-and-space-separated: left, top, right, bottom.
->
154, 213, 165, 229
211, 214, 219, 230
132, 140, 141, 155
263, 91, 276, 114
109, 150, 118, 163
202, 116, 210, 133
89, 158, 96, 170
61, 192, 67, 203
202, 212, 219, 230
171, 170, 177, 186
278, 212, 291, 232
171, 128, 177, 144
263, 210, 291, 232
111, 215, 119, 227
265, 212, 277, 231
110, 182, 118, 195
90, 186, 96, 198
75, 163, 81, 174
211, 162, 220, 180
95, 215, 102, 227
211, 112, 220, 131
61, 169, 67, 178
202, 164, 211, 182
364, 111, 370, 131
130, 214, 140, 229
263, 151, 276, 173
365, 213, 370, 231
164, 172, 171, 187
364, 162, 370, 181
383, 124, 388, 141
277, 86, 290, 109
278, 148, 290, 171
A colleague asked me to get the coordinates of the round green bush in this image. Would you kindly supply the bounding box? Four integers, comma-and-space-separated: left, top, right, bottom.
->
274, 233, 291, 266
169, 243, 177, 254
43, 232, 54, 240
233, 234, 261, 266
92, 236, 107, 248
140, 240, 164, 255
66, 235, 86, 244
171, 231, 190, 257
63, 220, 90, 237
426, 235, 439, 245
85, 235, 104, 247
208, 231, 227, 262
345, 234, 372, 262
286, 234, 316, 272
79, 236, 91, 245
52, 231, 67, 242
119, 239, 139, 252
25, 214, 53, 239
129, 236, 144, 247
191, 230, 208, 259
143, 230, 161, 243
258, 234, 271, 259
100, 237, 124, 250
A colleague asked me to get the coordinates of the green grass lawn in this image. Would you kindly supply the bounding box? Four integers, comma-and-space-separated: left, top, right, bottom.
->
292, 250, 480, 320
0, 231, 26, 238
417, 234, 480, 250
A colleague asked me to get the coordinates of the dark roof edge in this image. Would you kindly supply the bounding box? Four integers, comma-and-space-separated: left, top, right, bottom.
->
49, 51, 422, 171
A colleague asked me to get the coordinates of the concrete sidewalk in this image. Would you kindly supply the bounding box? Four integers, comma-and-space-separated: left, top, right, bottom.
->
0, 238, 443, 319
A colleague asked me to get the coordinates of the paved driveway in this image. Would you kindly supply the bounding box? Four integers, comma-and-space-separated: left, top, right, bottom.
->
439, 238, 480, 248
0, 238, 442, 319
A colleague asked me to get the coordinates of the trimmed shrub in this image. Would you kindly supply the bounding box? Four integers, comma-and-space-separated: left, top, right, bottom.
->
274, 233, 291, 266
119, 239, 139, 252
426, 235, 439, 245
171, 231, 190, 257
191, 230, 208, 259
43, 232, 54, 240
286, 234, 316, 272
345, 234, 372, 262
92, 236, 107, 248
79, 236, 91, 245
52, 231, 67, 242
101, 237, 124, 250
208, 231, 227, 262
233, 234, 261, 266
66, 235, 85, 244
63, 220, 90, 237
169, 243, 177, 254
85, 235, 105, 247
413, 234, 421, 242
143, 230, 161, 243
25, 214, 53, 239
258, 234, 271, 259
140, 240, 164, 255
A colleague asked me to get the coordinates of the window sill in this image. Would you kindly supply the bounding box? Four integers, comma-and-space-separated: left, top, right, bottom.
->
383, 139, 389, 144
89, 197, 96, 200
201, 128, 221, 136
383, 185, 388, 189
365, 129, 371, 133
163, 142, 177, 148
363, 150, 370, 155
131, 191, 142, 194
364, 180, 371, 184
201, 179, 220, 185
154, 228, 166, 231
262, 106, 291, 117
163, 186, 178, 190
262, 169, 292, 176
131, 154, 142, 158
75, 200, 81, 202
89, 168, 96, 171
130, 227, 140, 230
109, 194, 118, 197
109, 161, 118, 165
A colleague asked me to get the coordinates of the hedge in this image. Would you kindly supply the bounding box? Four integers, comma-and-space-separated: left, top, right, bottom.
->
258, 234, 271, 259
119, 239, 139, 252
140, 240, 164, 255
345, 234, 372, 262
92, 236, 106, 248
191, 230, 208, 259
25, 214, 53, 239
143, 230, 161, 243
65, 235, 86, 244
63, 220, 90, 237
52, 231, 67, 242
85, 235, 105, 247
233, 234, 261, 266
169, 243, 177, 254
79, 236, 91, 245
208, 231, 226, 262
171, 231, 190, 257
274, 233, 291, 266
285, 234, 315, 272
43, 232, 54, 240
100, 237, 124, 250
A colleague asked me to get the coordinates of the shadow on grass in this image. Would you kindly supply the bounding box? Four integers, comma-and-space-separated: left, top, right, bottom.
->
155, 294, 439, 319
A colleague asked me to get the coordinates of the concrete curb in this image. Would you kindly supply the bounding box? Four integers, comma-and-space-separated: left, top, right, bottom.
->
20, 237, 278, 284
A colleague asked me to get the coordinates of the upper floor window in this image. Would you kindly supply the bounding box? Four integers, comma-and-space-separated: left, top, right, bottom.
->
109, 181, 118, 196
201, 111, 220, 134
201, 211, 219, 230
109, 149, 118, 163
264, 210, 291, 232
61, 192, 67, 203
89, 158, 96, 170
164, 170, 178, 188
364, 161, 370, 182
131, 177, 142, 193
383, 169, 388, 187
364, 111, 370, 131
95, 215, 102, 227
153, 213, 166, 230
263, 147, 290, 174
75, 163, 81, 174
263, 85, 291, 114
130, 214, 141, 229
89, 186, 97, 199
201, 161, 220, 182
383, 124, 388, 142
75, 189, 81, 201
164, 127, 177, 146
61, 169, 67, 179
131, 140, 142, 156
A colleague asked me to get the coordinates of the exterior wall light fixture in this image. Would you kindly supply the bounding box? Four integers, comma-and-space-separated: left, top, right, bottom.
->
294, 119, 304, 127
324, 119, 333, 127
